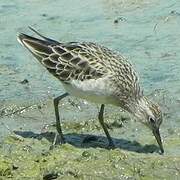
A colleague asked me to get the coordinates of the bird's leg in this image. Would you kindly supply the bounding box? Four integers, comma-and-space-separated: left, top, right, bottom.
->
98, 104, 115, 148
53, 92, 69, 145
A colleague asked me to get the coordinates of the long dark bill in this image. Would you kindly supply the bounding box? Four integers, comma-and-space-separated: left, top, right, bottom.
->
153, 128, 164, 154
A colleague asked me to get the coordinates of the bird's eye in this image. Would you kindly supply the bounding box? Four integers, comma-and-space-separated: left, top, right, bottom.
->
149, 117, 155, 124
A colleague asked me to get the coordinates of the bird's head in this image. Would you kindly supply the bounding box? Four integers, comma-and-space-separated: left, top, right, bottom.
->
127, 96, 164, 154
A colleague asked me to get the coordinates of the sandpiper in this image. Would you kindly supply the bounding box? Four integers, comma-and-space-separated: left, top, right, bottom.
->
17, 27, 164, 153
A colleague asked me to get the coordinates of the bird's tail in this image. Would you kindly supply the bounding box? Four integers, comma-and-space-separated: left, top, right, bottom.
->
17, 27, 59, 63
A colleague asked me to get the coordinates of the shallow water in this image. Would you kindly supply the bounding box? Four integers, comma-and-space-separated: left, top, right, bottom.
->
0, 0, 180, 179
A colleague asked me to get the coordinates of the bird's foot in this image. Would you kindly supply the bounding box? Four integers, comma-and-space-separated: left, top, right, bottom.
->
107, 141, 115, 149
49, 133, 66, 150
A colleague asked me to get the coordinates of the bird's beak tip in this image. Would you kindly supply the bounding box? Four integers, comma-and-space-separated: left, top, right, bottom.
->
152, 128, 164, 154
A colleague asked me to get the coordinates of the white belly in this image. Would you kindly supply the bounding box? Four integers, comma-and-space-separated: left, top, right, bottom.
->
62, 77, 119, 106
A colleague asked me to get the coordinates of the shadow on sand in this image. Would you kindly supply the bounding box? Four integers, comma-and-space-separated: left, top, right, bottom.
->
13, 130, 160, 154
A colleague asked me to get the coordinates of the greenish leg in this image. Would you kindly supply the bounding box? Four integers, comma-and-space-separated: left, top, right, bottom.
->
53, 92, 69, 145
98, 104, 115, 148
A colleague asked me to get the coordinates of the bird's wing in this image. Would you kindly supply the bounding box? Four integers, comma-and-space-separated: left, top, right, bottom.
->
18, 34, 115, 82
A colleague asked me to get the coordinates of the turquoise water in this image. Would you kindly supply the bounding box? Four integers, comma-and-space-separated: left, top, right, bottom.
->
0, 0, 180, 158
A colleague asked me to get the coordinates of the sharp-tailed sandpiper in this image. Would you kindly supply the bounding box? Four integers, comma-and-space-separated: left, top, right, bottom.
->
17, 27, 164, 153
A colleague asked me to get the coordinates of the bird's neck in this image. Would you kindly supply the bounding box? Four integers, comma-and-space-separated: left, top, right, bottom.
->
124, 96, 151, 119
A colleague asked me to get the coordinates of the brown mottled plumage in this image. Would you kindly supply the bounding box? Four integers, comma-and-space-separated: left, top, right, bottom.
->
17, 27, 164, 153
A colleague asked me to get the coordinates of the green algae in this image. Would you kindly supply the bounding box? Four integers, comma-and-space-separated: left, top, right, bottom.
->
0, 156, 12, 178
0, 106, 179, 179
0, 135, 179, 179
0, 103, 179, 179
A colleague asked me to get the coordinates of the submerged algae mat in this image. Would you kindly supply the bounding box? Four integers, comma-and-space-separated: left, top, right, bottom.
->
0, 135, 179, 180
